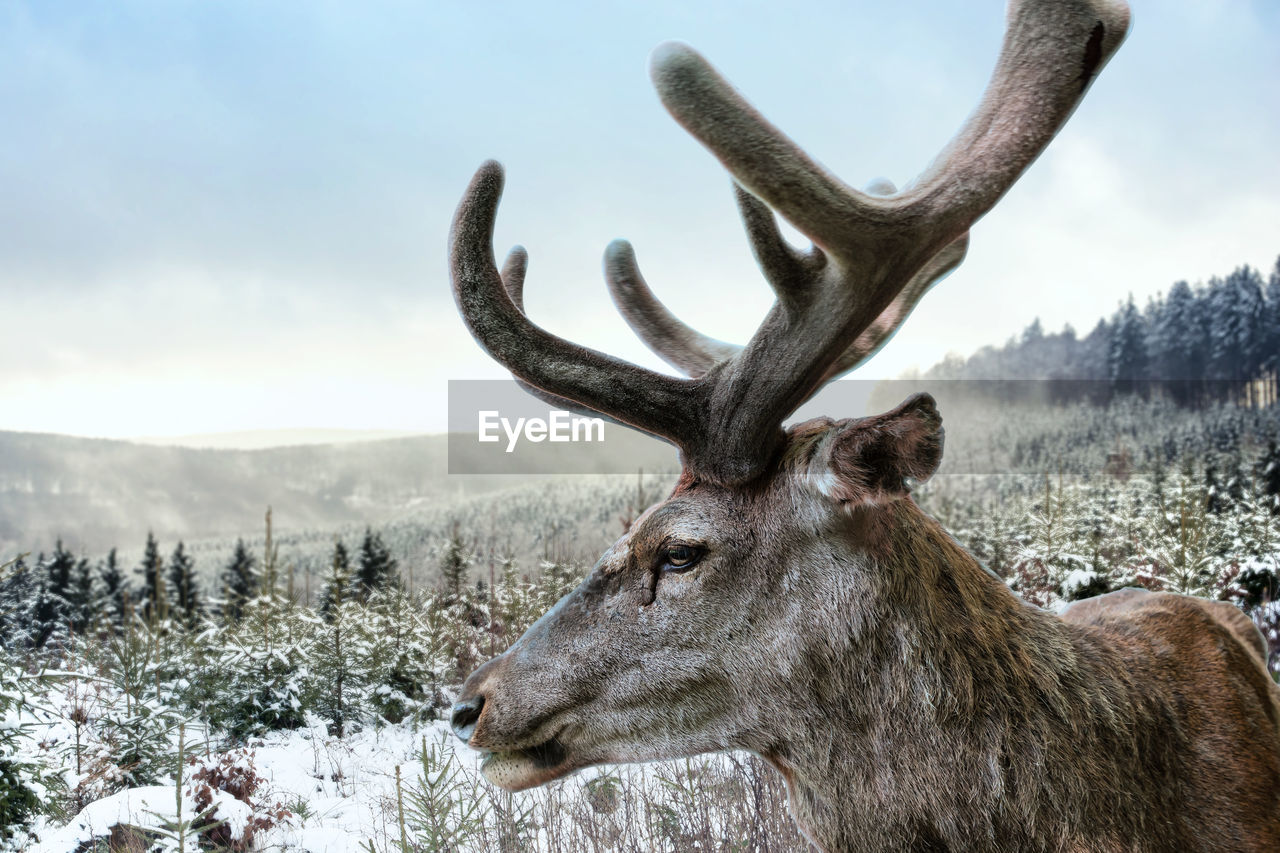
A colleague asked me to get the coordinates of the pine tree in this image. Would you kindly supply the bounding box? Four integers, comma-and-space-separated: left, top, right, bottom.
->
1206, 266, 1267, 401
45, 540, 76, 604
221, 539, 257, 623
137, 532, 167, 624
1080, 318, 1113, 383
68, 557, 95, 634
29, 564, 62, 650
319, 540, 352, 617
0, 557, 57, 840
1205, 464, 1228, 515
364, 588, 448, 723
310, 541, 360, 735
1151, 279, 1204, 402
98, 548, 130, 630
1264, 257, 1280, 402
38, 541, 77, 640
167, 542, 201, 628
438, 525, 471, 606
494, 555, 535, 644
1233, 265, 1268, 390
1260, 439, 1280, 516
355, 527, 399, 599
1107, 296, 1148, 386
0, 558, 36, 649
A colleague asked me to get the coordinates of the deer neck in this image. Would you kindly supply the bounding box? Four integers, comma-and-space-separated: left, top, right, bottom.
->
756, 500, 1131, 853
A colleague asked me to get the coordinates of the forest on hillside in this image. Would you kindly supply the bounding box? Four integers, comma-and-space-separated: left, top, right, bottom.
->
925, 256, 1280, 407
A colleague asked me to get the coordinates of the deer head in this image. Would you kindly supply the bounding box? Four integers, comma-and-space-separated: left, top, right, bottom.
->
449, 0, 1128, 805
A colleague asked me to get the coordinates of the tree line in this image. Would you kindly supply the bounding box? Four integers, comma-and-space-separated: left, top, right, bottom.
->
0, 516, 402, 653
926, 255, 1280, 406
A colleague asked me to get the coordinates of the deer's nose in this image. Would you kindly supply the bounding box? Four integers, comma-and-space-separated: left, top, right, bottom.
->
451, 695, 485, 743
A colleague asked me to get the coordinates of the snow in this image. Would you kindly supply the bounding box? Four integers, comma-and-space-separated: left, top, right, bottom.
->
30, 786, 250, 852
21, 708, 759, 852
1062, 568, 1101, 597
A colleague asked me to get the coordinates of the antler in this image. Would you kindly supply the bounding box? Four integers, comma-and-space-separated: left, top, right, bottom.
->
450, 0, 1130, 485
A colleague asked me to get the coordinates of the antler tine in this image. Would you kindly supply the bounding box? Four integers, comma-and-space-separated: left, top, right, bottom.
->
491, 243, 632, 425
603, 182, 814, 378
650, 42, 883, 260
604, 240, 739, 378
450, 160, 702, 446
499, 246, 528, 312
607, 177, 968, 393
732, 185, 818, 312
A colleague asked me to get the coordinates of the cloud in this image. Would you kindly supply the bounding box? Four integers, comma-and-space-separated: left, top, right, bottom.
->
1, 0, 1276, 436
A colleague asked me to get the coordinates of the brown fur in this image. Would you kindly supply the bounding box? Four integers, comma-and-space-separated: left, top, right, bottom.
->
454, 405, 1280, 852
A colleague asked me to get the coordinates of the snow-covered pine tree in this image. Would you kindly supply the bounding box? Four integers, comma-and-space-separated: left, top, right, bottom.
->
97, 547, 130, 631
0, 556, 57, 848
1141, 472, 1230, 598
363, 588, 449, 724
356, 527, 399, 600
1107, 296, 1148, 387
438, 524, 471, 607
493, 554, 537, 646
39, 540, 78, 643
1150, 279, 1204, 402
1260, 439, 1280, 516
0, 557, 36, 650
1206, 268, 1266, 401
1078, 317, 1112, 382
220, 538, 257, 623
1204, 464, 1228, 515
168, 541, 202, 628
309, 540, 362, 735
137, 531, 167, 624
1264, 256, 1280, 403
318, 539, 352, 618
211, 579, 314, 738
1230, 477, 1280, 609
68, 556, 96, 635
94, 619, 183, 790
537, 557, 586, 614
29, 554, 65, 652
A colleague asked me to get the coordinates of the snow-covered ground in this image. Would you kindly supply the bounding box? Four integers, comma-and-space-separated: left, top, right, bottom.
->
26, 716, 488, 851
22, 710, 793, 852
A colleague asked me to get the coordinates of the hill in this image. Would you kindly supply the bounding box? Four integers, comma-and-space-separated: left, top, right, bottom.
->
0, 429, 677, 559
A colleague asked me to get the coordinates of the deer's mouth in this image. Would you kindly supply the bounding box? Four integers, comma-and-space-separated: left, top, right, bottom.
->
479, 733, 575, 791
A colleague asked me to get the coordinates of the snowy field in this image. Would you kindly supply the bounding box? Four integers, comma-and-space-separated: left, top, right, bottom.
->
19, 711, 801, 852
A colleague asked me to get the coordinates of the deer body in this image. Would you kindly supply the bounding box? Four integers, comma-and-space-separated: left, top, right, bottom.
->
752, 498, 1280, 852
444, 0, 1280, 848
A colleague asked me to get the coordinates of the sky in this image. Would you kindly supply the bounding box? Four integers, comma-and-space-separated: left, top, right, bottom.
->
1, 0, 1277, 440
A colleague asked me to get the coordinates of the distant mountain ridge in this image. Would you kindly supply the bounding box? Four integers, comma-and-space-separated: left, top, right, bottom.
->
0, 428, 678, 559
130, 428, 426, 450
0, 430, 440, 557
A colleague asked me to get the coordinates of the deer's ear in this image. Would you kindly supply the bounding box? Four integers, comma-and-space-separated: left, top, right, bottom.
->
820, 393, 943, 505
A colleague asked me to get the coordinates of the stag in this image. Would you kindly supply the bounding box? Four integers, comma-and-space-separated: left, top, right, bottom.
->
447, 0, 1280, 849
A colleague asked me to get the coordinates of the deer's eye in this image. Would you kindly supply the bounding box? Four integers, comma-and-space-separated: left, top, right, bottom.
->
660, 543, 704, 573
